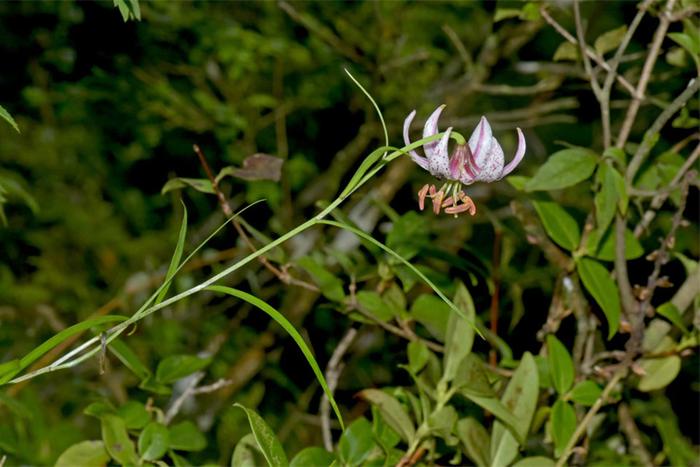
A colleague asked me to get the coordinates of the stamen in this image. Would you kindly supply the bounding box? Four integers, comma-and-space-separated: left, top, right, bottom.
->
417, 184, 430, 211
432, 189, 445, 214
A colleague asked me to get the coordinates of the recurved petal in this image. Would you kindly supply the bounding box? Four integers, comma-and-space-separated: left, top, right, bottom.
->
423, 104, 446, 160
477, 137, 505, 182
468, 116, 493, 164
428, 127, 452, 178
500, 128, 526, 178
403, 109, 429, 170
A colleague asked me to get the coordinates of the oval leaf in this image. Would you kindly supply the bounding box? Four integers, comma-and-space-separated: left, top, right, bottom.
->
56, 440, 110, 467
525, 148, 598, 192
442, 282, 476, 383
457, 418, 490, 467
169, 421, 207, 452
101, 414, 138, 465
338, 417, 376, 466
568, 380, 602, 406
138, 422, 169, 461
551, 399, 576, 457
156, 355, 211, 384
289, 447, 335, 467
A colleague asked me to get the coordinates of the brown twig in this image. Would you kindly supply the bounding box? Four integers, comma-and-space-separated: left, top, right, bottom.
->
555, 369, 626, 467
616, 0, 679, 149
193, 144, 319, 292
634, 142, 700, 237
626, 78, 700, 183
625, 171, 694, 361
320, 327, 358, 451
539, 5, 639, 97
618, 403, 654, 467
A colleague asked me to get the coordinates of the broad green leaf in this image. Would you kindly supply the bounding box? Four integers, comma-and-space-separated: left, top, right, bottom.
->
656, 302, 688, 333
427, 405, 458, 441
0, 104, 19, 132
156, 203, 187, 304
386, 211, 429, 260
101, 414, 138, 465
568, 380, 602, 406
594, 25, 627, 55
357, 291, 395, 322
407, 340, 430, 374
454, 354, 495, 398
638, 356, 681, 392
594, 164, 626, 233
117, 401, 150, 429
235, 403, 289, 467
161, 177, 215, 195
506, 175, 530, 190
297, 256, 345, 302
463, 394, 522, 442
577, 258, 621, 338
514, 456, 556, 467
0, 315, 128, 384
546, 335, 574, 394
289, 447, 334, 467
84, 401, 115, 419
490, 353, 539, 467
442, 282, 475, 383
669, 32, 700, 55
551, 399, 576, 457
457, 418, 490, 467
586, 225, 644, 261
358, 389, 415, 443
533, 200, 581, 251
156, 355, 211, 384
208, 286, 344, 429
372, 404, 401, 451
526, 148, 597, 191
231, 433, 259, 467
410, 295, 450, 341
139, 422, 169, 461
108, 338, 151, 380
553, 42, 579, 61
56, 440, 110, 467
338, 417, 375, 466
169, 421, 207, 452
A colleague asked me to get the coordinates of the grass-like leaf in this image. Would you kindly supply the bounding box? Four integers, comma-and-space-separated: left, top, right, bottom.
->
207, 285, 345, 430
156, 201, 188, 304
318, 219, 482, 337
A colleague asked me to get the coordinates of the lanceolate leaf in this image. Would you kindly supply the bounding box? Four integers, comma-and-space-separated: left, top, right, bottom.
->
533, 200, 581, 251
525, 148, 598, 191
577, 258, 621, 338
235, 403, 289, 467
441, 282, 476, 384
546, 335, 575, 394
0, 104, 19, 132
551, 399, 576, 457
490, 353, 539, 467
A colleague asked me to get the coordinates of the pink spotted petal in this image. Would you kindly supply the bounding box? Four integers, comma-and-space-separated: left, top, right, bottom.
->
427, 127, 452, 178
500, 128, 526, 178
477, 138, 505, 182
403, 110, 429, 171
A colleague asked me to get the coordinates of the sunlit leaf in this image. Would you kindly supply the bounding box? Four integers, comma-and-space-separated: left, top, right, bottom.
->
551, 399, 576, 457
358, 389, 415, 443
457, 418, 490, 467
338, 417, 376, 466
138, 422, 170, 461
101, 414, 138, 465
594, 25, 627, 56
56, 441, 110, 467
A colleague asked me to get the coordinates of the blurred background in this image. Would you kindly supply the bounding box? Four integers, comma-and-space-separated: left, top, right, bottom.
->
0, 1, 697, 464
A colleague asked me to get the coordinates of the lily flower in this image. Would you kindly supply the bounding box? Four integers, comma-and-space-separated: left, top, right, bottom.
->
403, 105, 526, 216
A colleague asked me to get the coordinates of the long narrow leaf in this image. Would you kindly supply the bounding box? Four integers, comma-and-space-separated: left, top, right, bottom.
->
318, 220, 482, 337
0, 315, 127, 385
206, 285, 345, 430
156, 202, 188, 304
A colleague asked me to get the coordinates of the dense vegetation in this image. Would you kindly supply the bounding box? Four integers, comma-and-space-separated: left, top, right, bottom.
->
0, 1, 698, 465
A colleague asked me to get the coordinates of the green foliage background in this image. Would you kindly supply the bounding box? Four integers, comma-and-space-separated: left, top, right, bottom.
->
0, 1, 698, 465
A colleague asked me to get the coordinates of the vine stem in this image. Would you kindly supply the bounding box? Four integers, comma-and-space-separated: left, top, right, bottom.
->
555, 370, 625, 467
